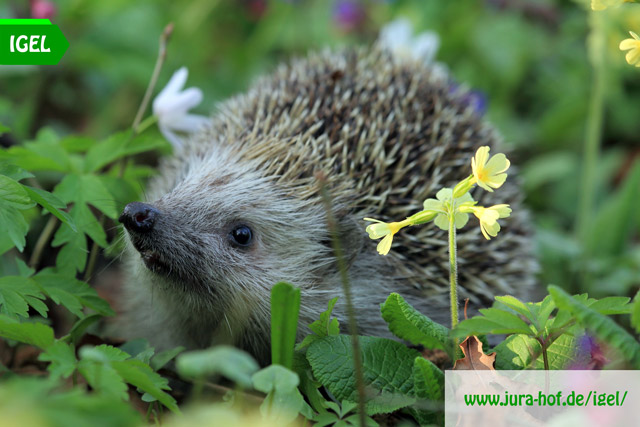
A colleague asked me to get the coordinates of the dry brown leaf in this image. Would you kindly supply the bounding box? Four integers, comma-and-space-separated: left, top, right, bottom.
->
453, 336, 496, 370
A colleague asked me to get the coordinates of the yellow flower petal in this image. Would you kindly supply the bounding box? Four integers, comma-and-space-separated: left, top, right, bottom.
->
376, 234, 394, 255
619, 39, 638, 51
471, 146, 510, 192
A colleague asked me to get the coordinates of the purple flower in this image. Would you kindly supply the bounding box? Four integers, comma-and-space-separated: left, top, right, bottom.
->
449, 83, 488, 116
568, 334, 609, 370
333, 0, 365, 32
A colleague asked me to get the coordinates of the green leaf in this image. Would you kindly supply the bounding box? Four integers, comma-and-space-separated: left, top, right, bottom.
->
477, 308, 533, 334
380, 293, 452, 355
151, 346, 185, 371
0, 276, 47, 319
587, 296, 632, 315
494, 334, 541, 369
252, 365, 312, 424
632, 291, 640, 334
0, 207, 29, 251
111, 359, 179, 414
52, 223, 88, 273
271, 282, 300, 369
494, 295, 535, 323
54, 173, 118, 219
84, 131, 131, 173
77, 359, 129, 401
176, 345, 259, 388
533, 334, 577, 370
306, 335, 419, 415
409, 357, 444, 426
0, 174, 37, 209
39, 341, 78, 379
293, 351, 328, 415
79, 344, 130, 362
0, 122, 10, 133
297, 296, 340, 351
0, 315, 55, 349
23, 186, 76, 231
33, 270, 114, 317
412, 357, 443, 401
63, 314, 103, 345
0, 162, 33, 181
7, 128, 71, 172
548, 285, 640, 368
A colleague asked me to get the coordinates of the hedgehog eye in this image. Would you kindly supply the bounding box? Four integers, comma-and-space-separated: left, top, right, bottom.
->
230, 225, 253, 247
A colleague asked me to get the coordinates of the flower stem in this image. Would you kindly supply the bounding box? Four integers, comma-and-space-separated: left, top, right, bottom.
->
449, 212, 459, 329
29, 215, 58, 269
576, 12, 606, 254
317, 172, 367, 427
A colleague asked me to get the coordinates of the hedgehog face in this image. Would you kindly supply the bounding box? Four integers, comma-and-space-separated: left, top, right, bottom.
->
120, 152, 334, 309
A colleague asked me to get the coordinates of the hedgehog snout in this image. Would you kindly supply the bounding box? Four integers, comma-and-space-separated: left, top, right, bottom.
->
119, 202, 159, 234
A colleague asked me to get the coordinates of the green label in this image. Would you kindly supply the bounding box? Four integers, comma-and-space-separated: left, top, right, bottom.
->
0, 19, 69, 65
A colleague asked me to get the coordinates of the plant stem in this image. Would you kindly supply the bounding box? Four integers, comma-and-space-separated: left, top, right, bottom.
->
317, 172, 367, 427
538, 337, 550, 371
29, 215, 58, 269
133, 23, 173, 132
82, 23, 173, 282
576, 11, 606, 271
448, 212, 459, 330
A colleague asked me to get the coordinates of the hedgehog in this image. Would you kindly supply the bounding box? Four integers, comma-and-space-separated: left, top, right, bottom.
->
117, 46, 536, 364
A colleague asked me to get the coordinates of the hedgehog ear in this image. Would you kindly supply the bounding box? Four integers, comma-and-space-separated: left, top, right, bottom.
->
333, 216, 365, 267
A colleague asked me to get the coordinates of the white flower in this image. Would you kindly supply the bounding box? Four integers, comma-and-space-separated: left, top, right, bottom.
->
379, 18, 440, 64
152, 67, 209, 149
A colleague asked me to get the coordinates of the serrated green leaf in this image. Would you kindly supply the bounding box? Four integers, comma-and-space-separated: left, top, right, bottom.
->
7, 129, 71, 172
176, 345, 259, 388
306, 335, 418, 415
271, 282, 300, 369
408, 357, 445, 426
535, 295, 556, 331
548, 285, 640, 368
54, 173, 118, 220
298, 297, 340, 351
0, 314, 54, 349
79, 344, 130, 362
33, 270, 114, 317
39, 341, 78, 379
453, 315, 531, 337
23, 186, 76, 231
293, 351, 327, 415
77, 359, 129, 401
380, 293, 451, 355
0, 207, 29, 251
84, 131, 131, 173
111, 359, 179, 413
0, 276, 47, 319
53, 225, 88, 273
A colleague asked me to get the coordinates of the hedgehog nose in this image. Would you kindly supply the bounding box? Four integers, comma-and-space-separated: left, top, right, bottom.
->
119, 202, 159, 233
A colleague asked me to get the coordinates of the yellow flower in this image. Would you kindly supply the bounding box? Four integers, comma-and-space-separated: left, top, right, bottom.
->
470, 204, 511, 240
471, 146, 510, 192
592, 0, 621, 10
620, 31, 640, 67
364, 218, 410, 255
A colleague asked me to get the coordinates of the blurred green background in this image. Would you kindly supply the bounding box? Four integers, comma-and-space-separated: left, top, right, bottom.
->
0, 0, 638, 299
